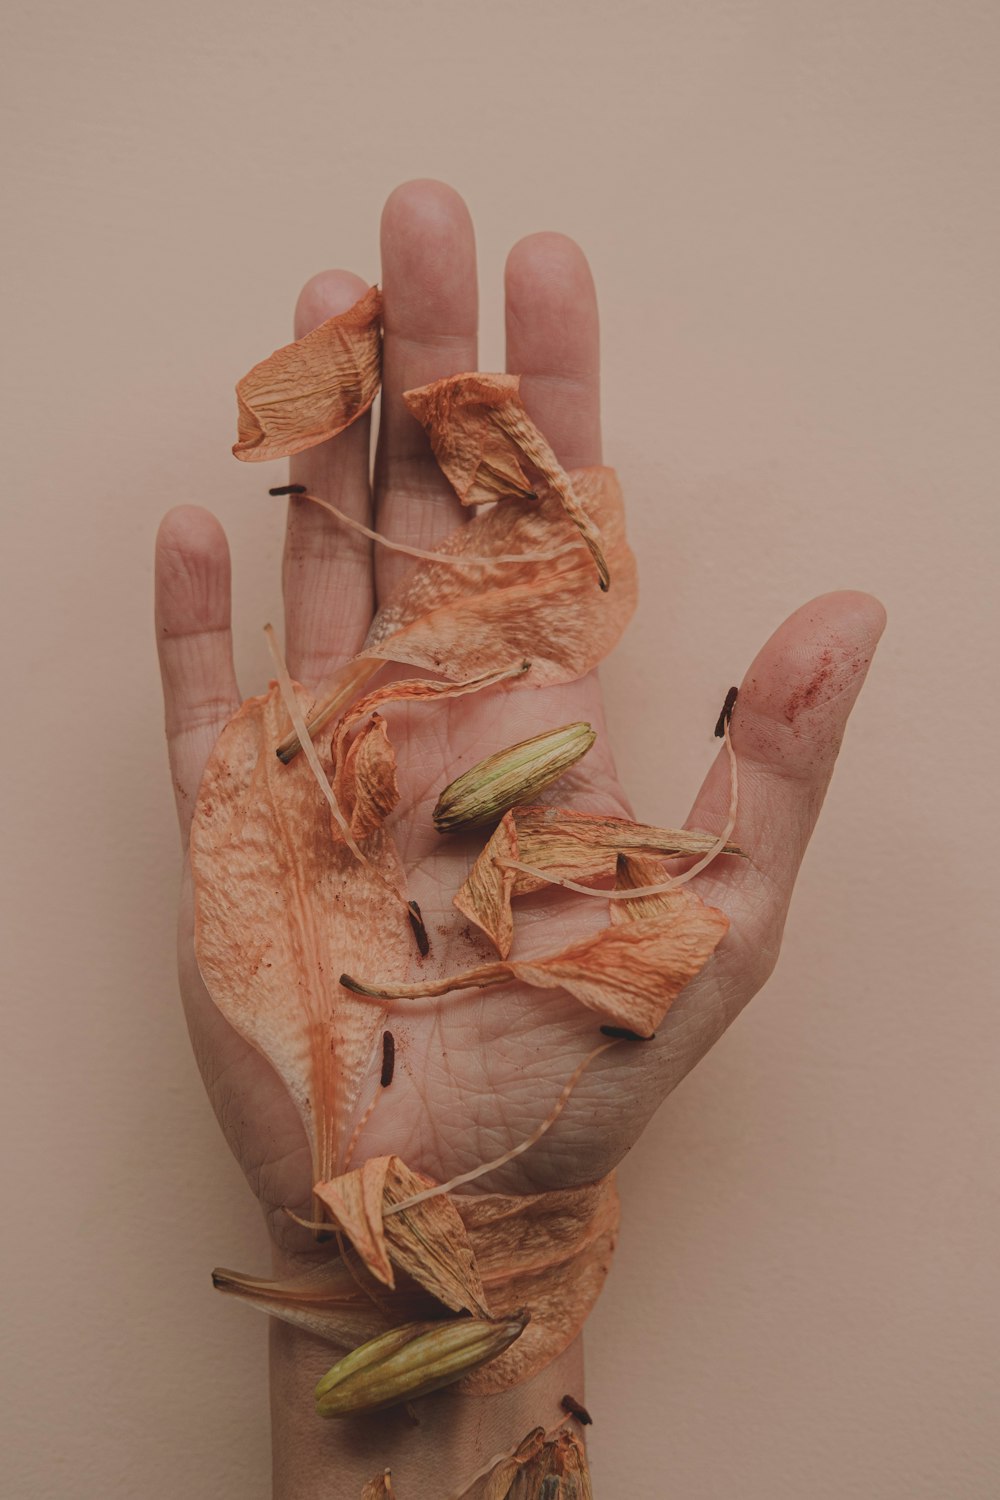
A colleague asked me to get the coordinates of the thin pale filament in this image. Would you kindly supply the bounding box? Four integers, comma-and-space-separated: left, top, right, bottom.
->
342, 1083, 385, 1174
301, 490, 581, 567
383, 1040, 617, 1215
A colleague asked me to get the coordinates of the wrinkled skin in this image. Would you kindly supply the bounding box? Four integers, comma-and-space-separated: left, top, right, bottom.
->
155, 180, 885, 1260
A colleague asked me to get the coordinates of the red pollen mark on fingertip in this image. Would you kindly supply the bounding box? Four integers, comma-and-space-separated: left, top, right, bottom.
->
784, 648, 836, 723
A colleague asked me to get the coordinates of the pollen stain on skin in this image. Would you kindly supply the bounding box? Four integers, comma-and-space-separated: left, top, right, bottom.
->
784, 647, 837, 723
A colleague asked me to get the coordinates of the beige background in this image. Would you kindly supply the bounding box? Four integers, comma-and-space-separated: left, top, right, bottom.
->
2, 1, 998, 1495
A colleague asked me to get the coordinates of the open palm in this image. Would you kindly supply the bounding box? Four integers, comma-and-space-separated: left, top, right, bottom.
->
156, 180, 884, 1263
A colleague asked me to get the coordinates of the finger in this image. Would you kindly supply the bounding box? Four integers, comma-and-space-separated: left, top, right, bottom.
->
504, 231, 602, 468
686, 590, 887, 957
374, 179, 478, 602
155, 506, 241, 848
284, 269, 374, 688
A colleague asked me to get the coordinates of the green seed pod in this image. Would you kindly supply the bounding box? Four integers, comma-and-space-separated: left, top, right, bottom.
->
433, 723, 596, 833
314, 1313, 529, 1418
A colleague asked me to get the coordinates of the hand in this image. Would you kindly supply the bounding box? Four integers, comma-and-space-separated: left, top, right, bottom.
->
155, 179, 885, 1493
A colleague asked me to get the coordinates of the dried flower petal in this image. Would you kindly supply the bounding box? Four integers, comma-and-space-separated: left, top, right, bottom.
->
342, 906, 728, 1036
404, 373, 610, 588
496, 1428, 593, 1498
213, 1176, 619, 1396
361, 1471, 395, 1499
455, 806, 738, 957
313, 1155, 489, 1316
434, 723, 596, 833
278, 468, 636, 762
190, 682, 412, 1183
453, 812, 520, 957
335, 713, 400, 840
234, 285, 382, 461
453, 1178, 619, 1396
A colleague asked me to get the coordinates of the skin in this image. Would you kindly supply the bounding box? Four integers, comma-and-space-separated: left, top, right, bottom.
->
155, 179, 886, 1497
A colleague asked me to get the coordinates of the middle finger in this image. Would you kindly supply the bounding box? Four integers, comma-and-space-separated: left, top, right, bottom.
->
373, 180, 478, 603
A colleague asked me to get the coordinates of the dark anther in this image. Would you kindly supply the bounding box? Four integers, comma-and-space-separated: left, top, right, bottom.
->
407, 900, 430, 957
380, 1031, 396, 1089
600, 1025, 655, 1041
714, 685, 739, 738
268, 484, 307, 496
560, 1394, 593, 1425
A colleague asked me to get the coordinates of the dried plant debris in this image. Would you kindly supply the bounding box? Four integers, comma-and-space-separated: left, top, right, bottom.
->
482, 1426, 593, 1499
234, 285, 382, 460
361, 1472, 395, 1499
191, 682, 411, 1185
335, 713, 400, 840
342, 907, 728, 1037
212, 1178, 619, 1398
403, 372, 610, 588
277, 468, 636, 760
313, 1155, 489, 1315
455, 805, 740, 956
208, 331, 738, 1448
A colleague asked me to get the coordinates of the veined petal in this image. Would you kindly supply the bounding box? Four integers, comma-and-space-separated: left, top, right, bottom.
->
234, 285, 381, 461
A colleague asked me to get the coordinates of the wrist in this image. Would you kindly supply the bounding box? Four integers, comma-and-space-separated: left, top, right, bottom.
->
270, 1318, 584, 1498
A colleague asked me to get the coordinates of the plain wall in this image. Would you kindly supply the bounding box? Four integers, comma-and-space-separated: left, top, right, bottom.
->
2, 1, 997, 1495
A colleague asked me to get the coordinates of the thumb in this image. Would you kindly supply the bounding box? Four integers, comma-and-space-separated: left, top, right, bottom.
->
686, 590, 887, 966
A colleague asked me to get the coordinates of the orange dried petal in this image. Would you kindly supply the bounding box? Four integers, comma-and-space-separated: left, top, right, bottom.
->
335, 713, 400, 841
277, 468, 636, 763
361, 1471, 395, 1499
363, 468, 633, 684
234, 285, 381, 461
453, 811, 519, 957
213, 1175, 619, 1398
190, 682, 411, 1182
404, 373, 610, 587
454, 1177, 619, 1397
314, 1156, 489, 1316
342, 908, 728, 1036
455, 807, 735, 957
403, 372, 535, 504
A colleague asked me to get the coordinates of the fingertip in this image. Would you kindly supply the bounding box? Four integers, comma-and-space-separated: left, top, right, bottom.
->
379, 181, 478, 338
730, 590, 886, 789
381, 178, 474, 241
155, 505, 232, 637
505, 232, 596, 309
294, 269, 371, 340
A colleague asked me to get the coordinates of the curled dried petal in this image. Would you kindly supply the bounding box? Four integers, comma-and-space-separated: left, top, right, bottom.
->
456, 806, 738, 957
361, 1471, 395, 1499
404, 373, 610, 588
313, 1155, 489, 1316
234, 285, 382, 461
335, 713, 400, 840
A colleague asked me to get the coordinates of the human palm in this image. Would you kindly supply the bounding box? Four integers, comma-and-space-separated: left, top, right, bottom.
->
157, 180, 884, 1263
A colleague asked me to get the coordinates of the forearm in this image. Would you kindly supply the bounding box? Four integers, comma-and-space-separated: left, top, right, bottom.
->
271, 1321, 584, 1498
